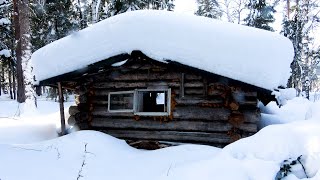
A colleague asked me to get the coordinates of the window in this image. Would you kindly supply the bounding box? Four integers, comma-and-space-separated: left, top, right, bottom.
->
135, 89, 171, 116
108, 89, 171, 116
108, 91, 135, 112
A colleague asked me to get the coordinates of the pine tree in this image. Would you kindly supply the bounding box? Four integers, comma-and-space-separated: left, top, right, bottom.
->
195, 0, 222, 19
0, 0, 11, 57
282, 0, 320, 99
0, 0, 15, 99
31, 0, 80, 51
282, 16, 303, 89
244, 0, 275, 31
106, 0, 174, 18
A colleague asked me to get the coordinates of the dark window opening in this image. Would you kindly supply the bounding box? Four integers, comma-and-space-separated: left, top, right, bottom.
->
138, 91, 167, 112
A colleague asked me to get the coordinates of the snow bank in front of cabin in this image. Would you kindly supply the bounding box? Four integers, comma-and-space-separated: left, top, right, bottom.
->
1, 98, 320, 179
31, 10, 293, 90
0, 99, 74, 144
0, 130, 221, 180
1, 122, 320, 180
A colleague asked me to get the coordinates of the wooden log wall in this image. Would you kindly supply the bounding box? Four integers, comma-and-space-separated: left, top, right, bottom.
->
70, 58, 260, 147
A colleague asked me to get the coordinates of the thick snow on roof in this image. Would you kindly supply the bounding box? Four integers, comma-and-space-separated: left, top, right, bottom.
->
31, 10, 293, 90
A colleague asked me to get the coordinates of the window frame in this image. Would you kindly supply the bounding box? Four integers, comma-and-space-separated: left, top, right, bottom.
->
107, 90, 136, 113
107, 88, 171, 116
134, 88, 171, 116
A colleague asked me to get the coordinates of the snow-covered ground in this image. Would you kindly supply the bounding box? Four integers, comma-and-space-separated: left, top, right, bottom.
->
1, 93, 320, 180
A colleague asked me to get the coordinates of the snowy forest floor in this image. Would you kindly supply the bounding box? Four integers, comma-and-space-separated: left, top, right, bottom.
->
1, 93, 320, 180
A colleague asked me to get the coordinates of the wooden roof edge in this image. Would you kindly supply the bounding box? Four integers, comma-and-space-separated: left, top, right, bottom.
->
36, 53, 131, 86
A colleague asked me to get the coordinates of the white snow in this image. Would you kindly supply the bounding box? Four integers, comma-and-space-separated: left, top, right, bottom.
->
0, 17, 10, 26
31, 10, 293, 90
1, 96, 320, 179
272, 88, 298, 106
0, 49, 11, 57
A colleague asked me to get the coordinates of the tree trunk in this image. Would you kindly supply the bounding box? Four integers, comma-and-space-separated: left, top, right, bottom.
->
13, 0, 31, 103
10, 13, 16, 100
287, 0, 290, 18
1, 63, 5, 94
8, 59, 13, 99
12, 59, 16, 100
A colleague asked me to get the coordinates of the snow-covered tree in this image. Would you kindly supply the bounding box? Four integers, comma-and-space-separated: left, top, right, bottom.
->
0, 0, 11, 58
195, 0, 222, 19
219, 0, 249, 23
105, 0, 174, 18
244, 0, 275, 31
0, 0, 15, 99
282, 0, 320, 99
31, 0, 80, 51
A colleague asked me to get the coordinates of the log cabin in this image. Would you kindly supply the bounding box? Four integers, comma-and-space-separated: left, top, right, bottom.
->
31, 10, 294, 147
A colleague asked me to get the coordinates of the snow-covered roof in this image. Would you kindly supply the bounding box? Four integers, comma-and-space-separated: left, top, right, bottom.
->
31, 10, 293, 90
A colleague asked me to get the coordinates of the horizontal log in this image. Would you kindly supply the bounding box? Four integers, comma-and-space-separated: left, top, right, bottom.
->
175, 98, 224, 106
243, 110, 260, 122
92, 82, 203, 89
228, 110, 260, 123
232, 91, 257, 97
69, 106, 79, 116
173, 107, 230, 121
98, 129, 233, 144
93, 100, 109, 106
93, 106, 231, 121
94, 87, 181, 96
93, 107, 132, 117
185, 74, 202, 80
91, 94, 227, 106
184, 88, 204, 95
118, 62, 166, 70
91, 118, 257, 133
68, 115, 76, 126
208, 89, 227, 96
96, 72, 181, 81
239, 101, 257, 106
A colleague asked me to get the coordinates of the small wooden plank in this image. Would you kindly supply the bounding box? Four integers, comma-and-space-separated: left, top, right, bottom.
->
180, 73, 185, 98
203, 78, 208, 96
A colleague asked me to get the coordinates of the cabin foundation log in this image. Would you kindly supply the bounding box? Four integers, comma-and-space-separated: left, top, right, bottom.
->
98, 129, 232, 145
